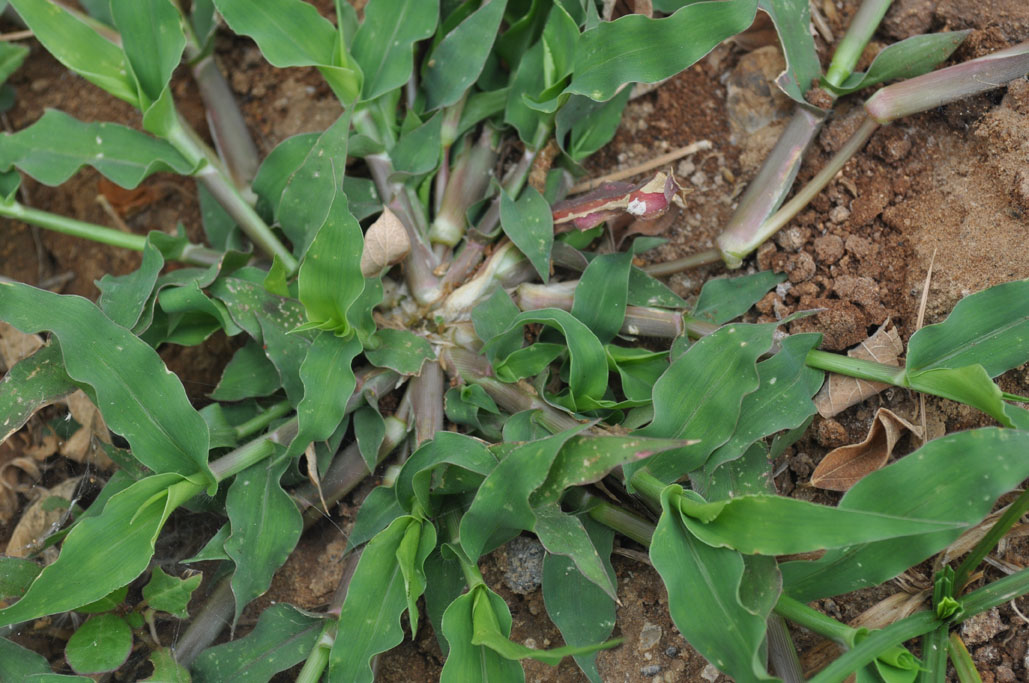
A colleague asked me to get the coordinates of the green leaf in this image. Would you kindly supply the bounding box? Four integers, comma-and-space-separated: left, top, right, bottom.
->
225, 455, 302, 627
571, 252, 632, 342
0, 557, 41, 600
354, 405, 387, 470
288, 331, 362, 460
109, 0, 185, 111
825, 31, 970, 95
141, 648, 190, 683
0, 637, 52, 678
460, 427, 587, 560
0, 473, 196, 627
76, 586, 128, 614
781, 428, 1029, 601
0, 342, 76, 445
628, 323, 776, 484
390, 111, 443, 176
278, 114, 353, 259
532, 503, 616, 600
473, 288, 524, 365
908, 364, 1014, 427
396, 517, 438, 636
705, 333, 823, 473
542, 518, 616, 683
190, 603, 322, 682
143, 567, 202, 619
297, 190, 366, 336
252, 132, 318, 221
184, 523, 230, 563
9, 0, 137, 104
0, 110, 194, 187
330, 516, 431, 683
0, 41, 28, 85
504, 39, 546, 144
210, 341, 282, 401
212, 0, 360, 103
0, 284, 213, 485
759, 0, 821, 102
96, 240, 165, 329
440, 588, 524, 683
65, 614, 133, 674
346, 485, 404, 552
422, 0, 508, 110
555, 89, 632, 162
352, 0, 438, 101
365, 328, 436, 375
692, 270, 785, 324
650, 486, 775, 682
500, 185, 554, 284
671, 487, 963, 555
470, 583, 614, 665
906, 279, 1029, 377
567, 0, 757, 102
489, 308, 607, 411
396, 432, 497, 514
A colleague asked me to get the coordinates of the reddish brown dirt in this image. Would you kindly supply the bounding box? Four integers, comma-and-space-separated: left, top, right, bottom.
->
1, 0, 1029, 681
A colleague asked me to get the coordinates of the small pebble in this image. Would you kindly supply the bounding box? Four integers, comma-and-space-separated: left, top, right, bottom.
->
664, 646, 679, 657
639, 622, 663, 651
641, 664, 662, 677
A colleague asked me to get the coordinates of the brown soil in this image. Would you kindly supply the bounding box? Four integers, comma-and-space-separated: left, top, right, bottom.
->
1, 1, 1028, 681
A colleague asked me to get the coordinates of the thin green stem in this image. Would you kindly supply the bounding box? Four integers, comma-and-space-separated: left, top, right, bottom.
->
209, 418, 298, 483
774, 595, 859, 648
0, 199, 223, 266
805, 349, 907, 385
954, 489, 1029, 591
643, 248, 723, 277
164, 116, 298, 273
233, 400, 292, 441
296, 623, 334, 683
824, 0, 894, 88
808, 611, 939, 683
582, 496, 655, 547
628, 470, 667, 507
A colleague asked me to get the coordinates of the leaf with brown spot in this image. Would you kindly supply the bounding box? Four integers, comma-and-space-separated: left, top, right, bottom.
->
813, 322, 903, 418
360, 208, 410, 277
810, 408, 923, 491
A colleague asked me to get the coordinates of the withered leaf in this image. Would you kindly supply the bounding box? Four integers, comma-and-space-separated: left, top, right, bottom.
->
551, 172, 680, 231
810, 407, 923, 491
0, 321, 43, 371
813, 322, 903, 418
360, 207, 410, 277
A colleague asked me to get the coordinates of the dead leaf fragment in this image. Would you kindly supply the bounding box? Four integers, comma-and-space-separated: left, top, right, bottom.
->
361, 208, 410, 277
813, 321, 903, 418
810, 408, 923, 491
61, 390, 114, 468
6, 476, 81, 560
0, 321, 43, 371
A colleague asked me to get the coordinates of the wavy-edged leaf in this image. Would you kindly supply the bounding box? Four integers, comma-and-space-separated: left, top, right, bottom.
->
500, 185, 554, 284
705, 332, 823, 472
330, 516, 430, 683
0, 473, 198, 627
0, 284, 213, 484
390, 112, 443, 176
0, 637, 52, 678
142, 567, 202, 619
287, 332, 361, 461
692, 270, 785, 325
346, 485, 403, 553
0, 110, 194, 187
908, 364, 1014, 427
351, 0, 438, 101
142, 648, 190, 683
556, 88, 632, 162
109, 0, 185, 110
758, 0, 820, 103
396, 432, 497, 514
572, 252, 632, 342
824, 30, 970, 95
225, 454, 302, 627
96, 240, 164, 329
542, 518, 616, 683
532, 503, 615, 600
422, 0, 508, 110
210, 341, 281, 401
781, 428, 1029, 601
190, 603, 322, 683
9, 0, 136, 104
0, 343, 76, 444
906, 279, 1029, 377
365, 328, 435, 376
628, 323, 776, 484
567, 0, 757, 102
650, 486, 776, 682
440, 587, 524, 683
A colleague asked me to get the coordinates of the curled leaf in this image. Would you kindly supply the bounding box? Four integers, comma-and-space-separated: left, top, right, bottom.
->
813, 322, 903, 418
552, 172, 680, 231
360, 208, 410, 277
810, 408, 923, 491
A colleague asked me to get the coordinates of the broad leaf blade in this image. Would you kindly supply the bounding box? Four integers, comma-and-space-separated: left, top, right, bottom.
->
0, 343, 76, 444
692, 270, 785, 325
500, 185, 554, 284
352, 0, 438, 101
422, 0, 508, 110
109, 0, 185, 105
825, 31, 970, 95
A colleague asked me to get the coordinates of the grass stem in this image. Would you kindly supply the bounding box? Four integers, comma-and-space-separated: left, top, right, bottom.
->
824, 0, 894, 88
805, 348, 906, 385
954, 488, 1029, 592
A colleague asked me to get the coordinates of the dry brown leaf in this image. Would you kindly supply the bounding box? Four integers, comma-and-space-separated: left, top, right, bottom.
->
360, 207, 410, 277
304, 443, 329, 516
61, 391, 114, 468
810, 408, 923, 491
0, 321, 44, 371
6, 476, 81, 560
813, 321, 903, 418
